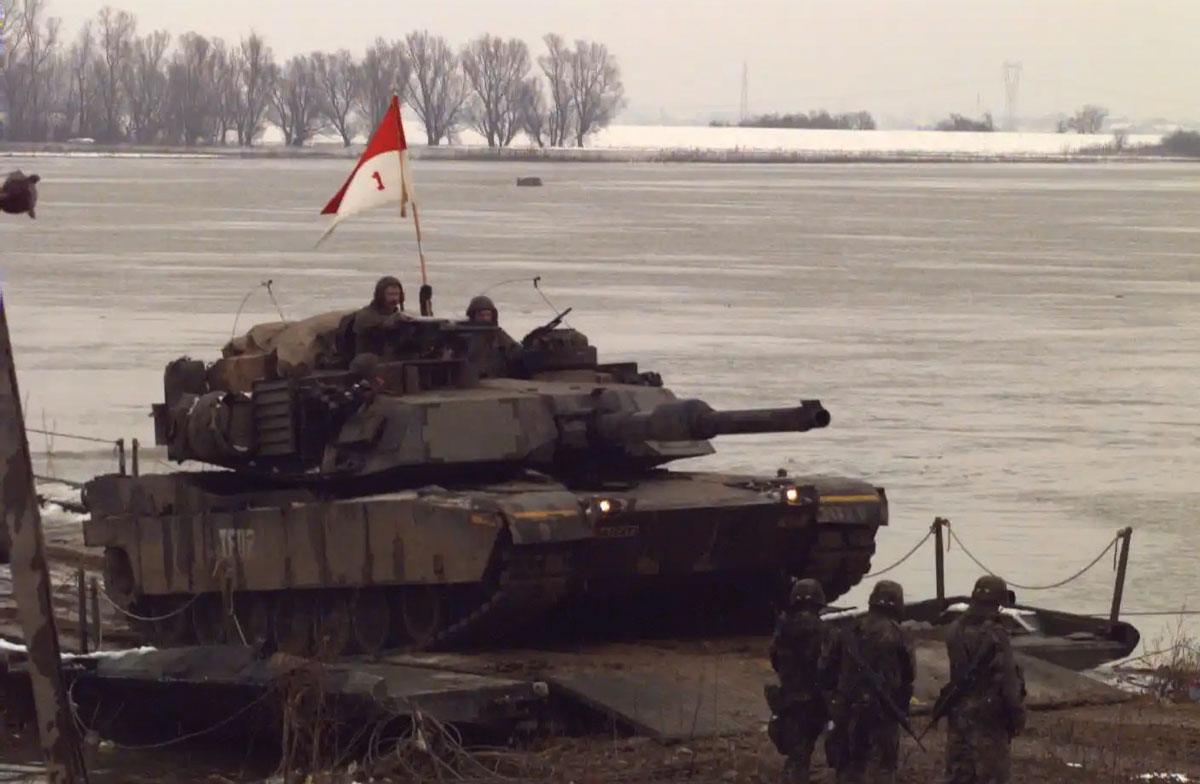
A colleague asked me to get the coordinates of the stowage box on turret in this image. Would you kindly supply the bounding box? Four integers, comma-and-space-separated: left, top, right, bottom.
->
82, 306, 887, 656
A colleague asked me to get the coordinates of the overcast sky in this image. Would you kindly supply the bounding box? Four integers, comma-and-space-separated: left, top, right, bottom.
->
41, 0, 1200, 123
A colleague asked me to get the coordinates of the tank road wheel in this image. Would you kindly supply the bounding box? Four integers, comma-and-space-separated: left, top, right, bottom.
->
802, 525, 878, 603
351, 588, 391, 658
233, 593, 273, 650
272, 593, 313, 657
192, 594, 229, 645
398, 585, 442, 649
313, 593, 353, 660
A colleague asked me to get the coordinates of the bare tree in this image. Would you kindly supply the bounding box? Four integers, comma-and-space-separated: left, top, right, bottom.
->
461, 34, 531, 147
312, 49, 359, 146
94, 6, 135, 142
166, 32, 219, 144
1058, 104, 1109, 134
569, 40, 625, 147
270, 54, 326, 146
235, 33, 275, 146
405, 30, 469, 145
121, 29, 171, 143
211, 39, 240, 144
357, 37, 410, 132
518, 77, 547, 147
5, 0, 64, 140
537, 34, 574, 147
67, 21, 98, 138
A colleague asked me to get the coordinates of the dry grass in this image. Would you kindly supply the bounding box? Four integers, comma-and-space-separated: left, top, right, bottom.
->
1142, 617, 1200, 702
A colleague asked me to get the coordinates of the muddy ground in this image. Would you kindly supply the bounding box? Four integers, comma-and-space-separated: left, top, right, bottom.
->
3, 698, 1198, 783
533, 700, 1200, 784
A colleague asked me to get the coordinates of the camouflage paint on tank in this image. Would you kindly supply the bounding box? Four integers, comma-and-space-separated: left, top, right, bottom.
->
84, 469, 884, 601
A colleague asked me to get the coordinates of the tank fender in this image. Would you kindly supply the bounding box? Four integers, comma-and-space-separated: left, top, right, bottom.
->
492, 491, 594, 544
783, 476, 887, 527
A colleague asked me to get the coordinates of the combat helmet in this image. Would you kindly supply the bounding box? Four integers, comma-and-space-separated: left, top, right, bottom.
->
970, 575, 1010, 608
868, 579, 904, 615
372, 275, 404, 309
789, 578, 826, 611
466, 295, 499, 323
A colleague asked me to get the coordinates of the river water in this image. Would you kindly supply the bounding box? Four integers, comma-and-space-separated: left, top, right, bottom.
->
2, 155, 1198, 650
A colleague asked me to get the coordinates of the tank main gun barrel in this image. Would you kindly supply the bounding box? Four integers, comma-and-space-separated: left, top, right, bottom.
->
592, 399, 830, 444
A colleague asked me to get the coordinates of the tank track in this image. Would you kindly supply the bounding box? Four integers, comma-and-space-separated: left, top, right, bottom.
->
120, 545, 571, 657
799, 524, 878, 602
116, 526, 876, 653
419, 558, 570, 652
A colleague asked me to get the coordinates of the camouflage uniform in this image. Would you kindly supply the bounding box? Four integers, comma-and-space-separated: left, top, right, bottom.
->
465, 295, 521, 378
943, 576, 1026, 784
353, 276, 413, 359
822, 580, 915, 784
765, 579, 829, 784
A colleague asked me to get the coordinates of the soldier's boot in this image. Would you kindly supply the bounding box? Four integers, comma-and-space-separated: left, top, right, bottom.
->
782, 756, 809, 784
835, 762, 866, 784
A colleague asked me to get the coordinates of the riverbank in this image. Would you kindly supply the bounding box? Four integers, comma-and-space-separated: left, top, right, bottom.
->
1, 140, 1197, 164
3, 697, 1198, 782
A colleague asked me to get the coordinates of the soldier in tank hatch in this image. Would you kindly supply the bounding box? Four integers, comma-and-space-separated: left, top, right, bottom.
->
464, 294, 521, 377
352, 275, 415, 359
941, 575, 1026, 784
821, 579, 915, 784
766, 578, 831, 784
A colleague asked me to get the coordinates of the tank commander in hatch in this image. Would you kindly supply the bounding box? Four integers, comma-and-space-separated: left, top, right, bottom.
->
353, 275, 415, 359
464, 295, 521, 378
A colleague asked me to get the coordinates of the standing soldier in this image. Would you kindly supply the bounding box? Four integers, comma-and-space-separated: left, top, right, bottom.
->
822, 579, 916, 784
765, 578, 830, 784
942, 575, 1026, 784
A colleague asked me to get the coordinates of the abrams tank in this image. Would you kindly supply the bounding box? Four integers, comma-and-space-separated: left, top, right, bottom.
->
81, 305, 887, 657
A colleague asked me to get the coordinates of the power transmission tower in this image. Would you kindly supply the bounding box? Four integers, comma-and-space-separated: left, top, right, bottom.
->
1003, 61, 1022, 131
739, 61, 748, 123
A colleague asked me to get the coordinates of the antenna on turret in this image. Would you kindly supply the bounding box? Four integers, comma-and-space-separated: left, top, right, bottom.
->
479, 275, 571, 328
230, 280, 287, 339
532, 276, 570, 327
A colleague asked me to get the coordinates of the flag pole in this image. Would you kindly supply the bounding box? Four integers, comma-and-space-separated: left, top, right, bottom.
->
393, 91, 432, 316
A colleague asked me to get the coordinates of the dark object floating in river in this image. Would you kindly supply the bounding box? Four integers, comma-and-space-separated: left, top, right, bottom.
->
0, 171, 40, 219
516, 176, 543, 186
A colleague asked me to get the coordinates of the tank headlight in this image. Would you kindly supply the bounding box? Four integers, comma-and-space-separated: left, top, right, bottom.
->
784, 487, 800, 504
598, 498, 613, 514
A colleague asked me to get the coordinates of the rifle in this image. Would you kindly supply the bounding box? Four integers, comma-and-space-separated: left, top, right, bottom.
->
839, 628, 926, 753
918, 640, 996, 741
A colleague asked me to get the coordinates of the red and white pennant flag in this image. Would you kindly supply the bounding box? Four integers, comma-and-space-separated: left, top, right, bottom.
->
317, 93, 416, 245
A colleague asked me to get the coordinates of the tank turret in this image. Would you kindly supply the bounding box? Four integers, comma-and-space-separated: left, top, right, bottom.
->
150, 313, 834, 484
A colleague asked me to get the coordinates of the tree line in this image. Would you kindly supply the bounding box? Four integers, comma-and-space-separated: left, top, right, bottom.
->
0, 0, 627, 147
711, 110, 877, 130
709, 105, 1131, 135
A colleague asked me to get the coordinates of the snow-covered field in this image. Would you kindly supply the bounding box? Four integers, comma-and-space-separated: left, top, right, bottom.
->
276, 123, 1165, 156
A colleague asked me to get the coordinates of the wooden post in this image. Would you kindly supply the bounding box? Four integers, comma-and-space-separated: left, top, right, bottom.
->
89, 578, 101, 652
131, 437, 139, 477
76, 568, 88, 655
1109, 527, 1133, 631
116, 438, 125, 476
0, 288, 89, 782
933, 517, 947, 604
